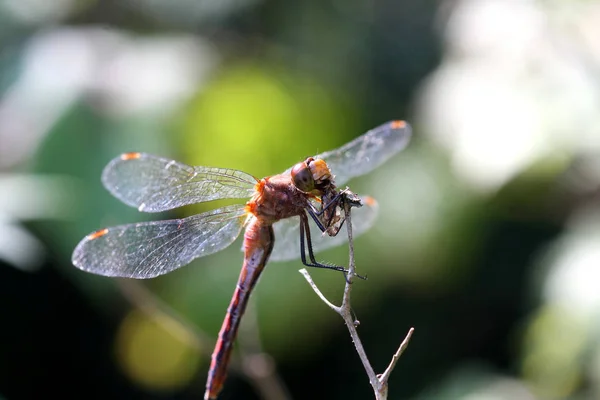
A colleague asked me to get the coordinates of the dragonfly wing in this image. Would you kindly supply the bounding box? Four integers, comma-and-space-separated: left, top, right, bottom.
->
102, 153, 257, 212
284, 121, 411, 186
72, 205, 247, 278
268, 196, 379, 262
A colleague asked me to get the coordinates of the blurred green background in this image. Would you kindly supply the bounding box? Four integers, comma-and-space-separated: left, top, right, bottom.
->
2, 0, 600, 399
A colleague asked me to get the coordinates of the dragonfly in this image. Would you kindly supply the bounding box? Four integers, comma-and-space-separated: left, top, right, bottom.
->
72, 120, 412, 399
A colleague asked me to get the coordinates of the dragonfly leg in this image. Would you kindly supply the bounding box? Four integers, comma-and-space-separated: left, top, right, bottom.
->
315, 187, 359, 214
299, 212, 345, 272
307, 188, 359, 237
299, 212, 366, 281
306, 206, 328, 233
307, 205, 342, 238
306, 189, 347, 220
306, 193, 347, 235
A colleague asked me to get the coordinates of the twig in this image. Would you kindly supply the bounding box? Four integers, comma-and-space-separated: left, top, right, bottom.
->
378, 327, 414, 384
299, 270, 337, 309
300, 196, 414, 399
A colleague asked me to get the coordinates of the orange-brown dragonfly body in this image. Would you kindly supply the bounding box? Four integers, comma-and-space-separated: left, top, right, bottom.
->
72, 120, 411, 399
207, 157, 338, 398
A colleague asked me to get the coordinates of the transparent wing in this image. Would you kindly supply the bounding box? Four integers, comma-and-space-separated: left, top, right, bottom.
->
267, 196, 379, 262
102, 153, 257, 212
72, 205, 247, 278
283, 121, 411, 186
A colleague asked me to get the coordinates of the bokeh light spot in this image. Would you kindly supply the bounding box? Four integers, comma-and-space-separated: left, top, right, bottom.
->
520, 305, 588, 399
115, 309, 201, 391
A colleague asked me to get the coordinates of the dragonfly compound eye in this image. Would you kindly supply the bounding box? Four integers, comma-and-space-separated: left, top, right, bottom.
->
291, 162, 316, 192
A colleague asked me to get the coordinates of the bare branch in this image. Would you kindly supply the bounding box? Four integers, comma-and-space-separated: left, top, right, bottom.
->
378, 327, 415, 384
299, 268, 339, 311
299, 193, 414, 399
338, 199, 381, 394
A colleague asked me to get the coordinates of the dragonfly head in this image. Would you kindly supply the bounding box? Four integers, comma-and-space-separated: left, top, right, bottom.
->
291, 157, 334, 194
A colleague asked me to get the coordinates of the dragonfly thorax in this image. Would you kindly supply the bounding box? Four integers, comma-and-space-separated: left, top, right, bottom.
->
246, 173, 322, 224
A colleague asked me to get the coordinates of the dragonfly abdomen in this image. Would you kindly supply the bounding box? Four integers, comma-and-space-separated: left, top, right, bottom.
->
204, 220, 274, 400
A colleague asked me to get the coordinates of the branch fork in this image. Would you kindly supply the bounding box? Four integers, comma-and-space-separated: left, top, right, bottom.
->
300, 197, 414, 399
